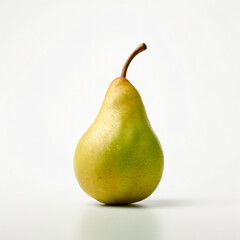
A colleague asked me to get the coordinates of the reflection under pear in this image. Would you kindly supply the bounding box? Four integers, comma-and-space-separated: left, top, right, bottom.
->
77, 203, 160, 240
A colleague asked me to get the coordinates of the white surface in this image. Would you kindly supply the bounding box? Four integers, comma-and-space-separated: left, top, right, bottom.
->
1, 196, 240, 240
0, 0, 240, 239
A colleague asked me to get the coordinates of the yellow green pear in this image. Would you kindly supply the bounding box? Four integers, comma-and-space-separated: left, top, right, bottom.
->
74, 43, 164, 204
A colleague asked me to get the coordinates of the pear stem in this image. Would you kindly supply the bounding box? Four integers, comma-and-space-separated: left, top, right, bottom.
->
121, 43, 147, 78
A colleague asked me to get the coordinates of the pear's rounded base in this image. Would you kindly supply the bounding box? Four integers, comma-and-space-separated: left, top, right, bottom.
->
90, 190, 156, 206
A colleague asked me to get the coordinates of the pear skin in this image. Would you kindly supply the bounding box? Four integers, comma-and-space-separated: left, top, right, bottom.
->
74, 44, 164, 204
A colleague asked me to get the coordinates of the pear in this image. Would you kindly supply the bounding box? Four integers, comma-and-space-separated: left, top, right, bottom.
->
74, 43, 164, 205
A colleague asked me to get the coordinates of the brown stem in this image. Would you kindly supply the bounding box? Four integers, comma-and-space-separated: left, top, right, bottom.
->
121, 43, 147, 78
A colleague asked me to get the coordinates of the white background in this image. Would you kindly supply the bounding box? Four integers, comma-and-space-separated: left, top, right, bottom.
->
0, 0, 240, 239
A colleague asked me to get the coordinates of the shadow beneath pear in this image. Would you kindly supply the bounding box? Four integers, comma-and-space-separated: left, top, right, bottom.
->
142, 198, 204, 208
77, 202, 160, 240
91, 197, 201, 209
93, 202, 146, 208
